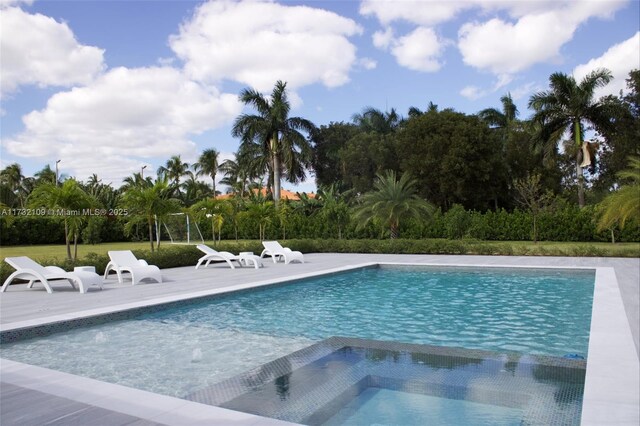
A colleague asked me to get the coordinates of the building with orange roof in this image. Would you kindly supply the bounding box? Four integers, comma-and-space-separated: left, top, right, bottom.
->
216, 188, 315, 201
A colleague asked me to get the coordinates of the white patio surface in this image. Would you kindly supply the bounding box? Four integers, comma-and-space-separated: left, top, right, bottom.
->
1, 253, 638, 425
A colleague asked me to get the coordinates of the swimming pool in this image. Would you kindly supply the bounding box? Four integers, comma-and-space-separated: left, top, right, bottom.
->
0, 265, 596, 424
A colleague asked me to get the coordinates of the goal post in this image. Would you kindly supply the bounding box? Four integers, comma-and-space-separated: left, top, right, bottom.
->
161, 213, 204, 244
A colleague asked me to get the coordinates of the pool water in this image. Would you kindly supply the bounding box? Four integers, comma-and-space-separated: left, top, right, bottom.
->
0, 266, 595, 402
324, 388, 524, 426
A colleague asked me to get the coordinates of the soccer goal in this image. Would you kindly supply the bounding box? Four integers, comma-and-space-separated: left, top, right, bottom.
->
162, 213, 204, 244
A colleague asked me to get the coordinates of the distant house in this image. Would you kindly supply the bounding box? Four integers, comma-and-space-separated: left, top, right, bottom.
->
216, 188, 315, 201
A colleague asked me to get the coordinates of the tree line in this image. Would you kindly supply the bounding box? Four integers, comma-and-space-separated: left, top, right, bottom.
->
1, 69, 638, 258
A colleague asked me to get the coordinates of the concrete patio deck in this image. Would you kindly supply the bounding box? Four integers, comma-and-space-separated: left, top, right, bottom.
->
1, 254, 638, 425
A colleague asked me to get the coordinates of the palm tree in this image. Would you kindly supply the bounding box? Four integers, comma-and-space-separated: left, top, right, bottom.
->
180, 174, 212, 206
191, 199, 231, 244
158, 155, 190, 188
194, 148, 220, 195
597, 156, 640, 240
353, 170, 434, 239
408, 102, 438, 118
120, 176, 181, 251
246, 200, 275, 240
28, 179, 94, 260
478, 93, 518, 129
529, 68, 613, 207
121, 172, 152, 190
232, 80, 316, 204
34, 165, 57, 185
0, 163, 26, 207
318, 184, 351, 239
352, 107, 400, 134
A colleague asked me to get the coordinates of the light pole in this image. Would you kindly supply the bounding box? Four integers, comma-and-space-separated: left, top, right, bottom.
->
141, 165, 147, 179
55, 160, 61, 186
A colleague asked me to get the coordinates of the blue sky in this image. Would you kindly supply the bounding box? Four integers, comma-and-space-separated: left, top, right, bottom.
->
1, 0, 639, 193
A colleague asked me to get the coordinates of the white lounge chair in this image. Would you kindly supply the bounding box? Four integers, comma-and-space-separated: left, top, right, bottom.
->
260, 241, 304, 264
1, 256, 103, 294
104, 250, 162, 285
195, 245, 263, 269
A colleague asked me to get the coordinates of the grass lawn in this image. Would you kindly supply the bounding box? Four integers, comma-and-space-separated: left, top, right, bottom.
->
0, 239, 638, 262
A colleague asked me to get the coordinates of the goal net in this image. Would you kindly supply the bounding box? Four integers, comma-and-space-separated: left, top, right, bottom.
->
161, 213, 204, 244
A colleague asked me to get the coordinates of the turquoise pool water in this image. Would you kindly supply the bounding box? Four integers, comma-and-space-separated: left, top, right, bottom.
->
148, 265, 595, 356
0, 266, 595, 401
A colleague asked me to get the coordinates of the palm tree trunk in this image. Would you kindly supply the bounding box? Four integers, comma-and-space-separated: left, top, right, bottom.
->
212, 176, 216, 196
272, 136, 281, 204
576, 156, 585, 208
64, 217, 72, 260
574, 120, 586, 208
73, 232, 79, 260
390, 223, 399, 239
148, 217, 155, 252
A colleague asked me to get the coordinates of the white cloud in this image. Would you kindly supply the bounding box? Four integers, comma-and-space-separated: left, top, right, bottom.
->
457, 1, 627, 75
358, 57, 378, 70
3, 67, 242, 184
573, 31, 640, 98
460, 85, 485, 100
360, 0, 466, 26
0, 6, 105, 96
169, 0, 363, 92
0, 0, 33, 8
391, 27, 445, 72
372, 27, 394, 50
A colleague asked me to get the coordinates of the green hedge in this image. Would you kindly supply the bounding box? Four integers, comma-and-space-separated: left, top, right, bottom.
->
2, 203, 638, 246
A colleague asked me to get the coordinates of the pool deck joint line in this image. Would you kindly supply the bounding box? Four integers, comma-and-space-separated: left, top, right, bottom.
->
1, 253, 638, 425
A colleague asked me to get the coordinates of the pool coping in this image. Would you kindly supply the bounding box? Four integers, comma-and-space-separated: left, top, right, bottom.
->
1, 262, 638, 425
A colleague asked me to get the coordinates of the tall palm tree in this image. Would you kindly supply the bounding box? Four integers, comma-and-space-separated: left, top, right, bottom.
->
232, 80, 316, 204
180, 174, 212, 206
28, 179, 94, 260
597, 156, 640, 237
352, 107, 400, 134
353, 170, 434, 239
528, 68, 613, 207
194, 148, 220, 195
157, 155, 190, 188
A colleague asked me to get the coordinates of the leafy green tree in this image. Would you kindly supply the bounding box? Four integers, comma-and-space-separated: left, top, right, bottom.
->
120, 177, 181, 251
397, 109, 505, 210
353, 170, 433, 239
529, 68, 614, 207
194, 148, 220, 195
232, 80, 316, 204
596, 157, 640, 239
310, 122, 359, 188
595, 69, 640, 192
28, 179, 94, 260
338, 132, 398, 194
